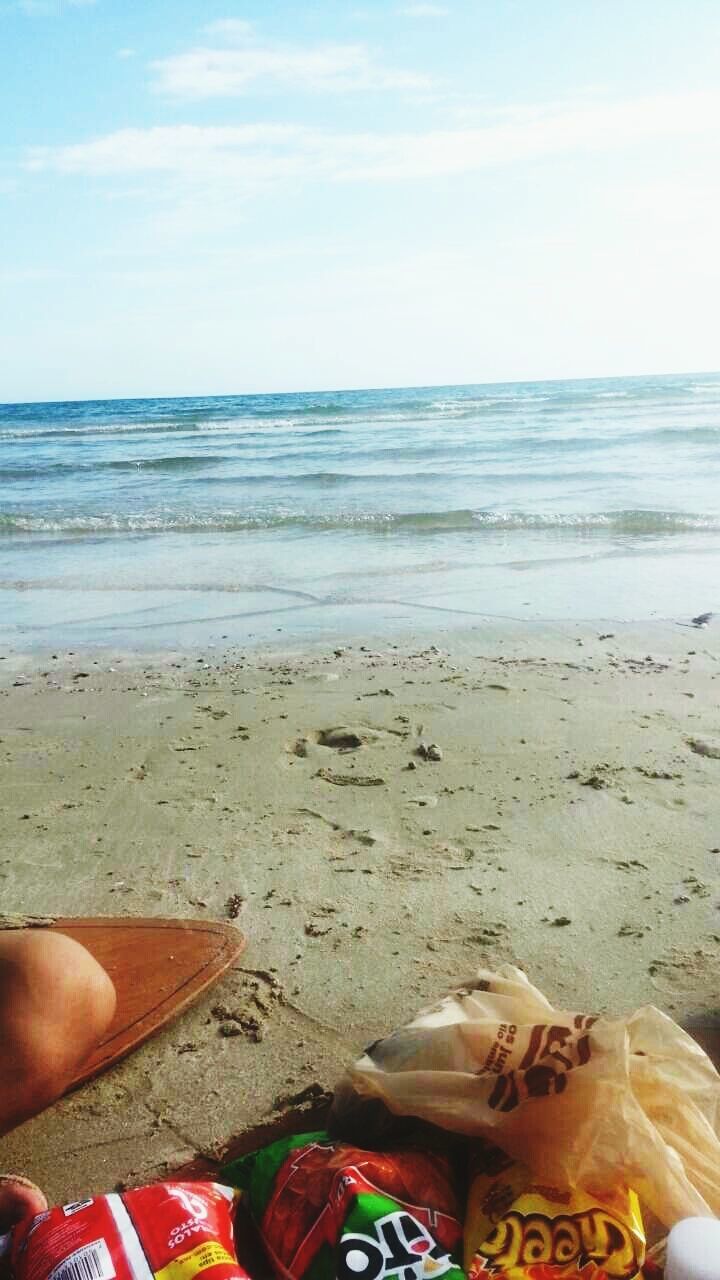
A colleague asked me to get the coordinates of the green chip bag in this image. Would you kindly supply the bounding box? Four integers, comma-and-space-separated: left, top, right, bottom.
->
221, 1131, 466, 1280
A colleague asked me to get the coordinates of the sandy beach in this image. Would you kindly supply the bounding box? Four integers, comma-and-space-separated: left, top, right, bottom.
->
2, 620, 720, 1201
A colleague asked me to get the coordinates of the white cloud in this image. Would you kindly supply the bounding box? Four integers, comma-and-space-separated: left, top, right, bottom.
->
150, 31, 433, 97
610, 175, 720, 233
117, 47, 135, 59
25, 90, 720, 186
26, 124, 309, 179
398, 4, 449, 15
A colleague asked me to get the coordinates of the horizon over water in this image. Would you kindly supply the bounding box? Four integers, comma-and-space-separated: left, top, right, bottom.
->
2, 371, 720, 651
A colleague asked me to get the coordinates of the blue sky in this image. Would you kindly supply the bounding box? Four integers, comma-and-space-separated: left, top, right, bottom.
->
2, 0, 720, 401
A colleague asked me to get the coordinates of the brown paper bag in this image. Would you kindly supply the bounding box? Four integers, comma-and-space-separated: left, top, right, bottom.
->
334, 965, 720, 1228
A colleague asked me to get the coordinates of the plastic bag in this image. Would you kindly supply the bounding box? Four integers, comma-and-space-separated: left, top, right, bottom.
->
220, 1130, 466, 1280
332, 965, 720, 1228
7, 1182, 250, 1280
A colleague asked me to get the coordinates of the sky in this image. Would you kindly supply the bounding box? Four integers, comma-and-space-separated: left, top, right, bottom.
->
2, 0, 720, 402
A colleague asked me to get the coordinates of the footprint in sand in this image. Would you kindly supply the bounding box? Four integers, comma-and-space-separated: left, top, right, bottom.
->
648, 946, 720, 1003
689, 737, 720, 759
291, 724, 387, 758
316, 726, 382, 750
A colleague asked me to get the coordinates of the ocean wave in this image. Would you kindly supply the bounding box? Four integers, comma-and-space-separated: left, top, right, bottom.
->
246, 424, 720, 469
0, 419, 349, 442
104, 455, 225, 472
0, 463, 633, 489
200, 467, 631, 487
0, 421, 195, 441
5, 390, 657, 442
0, 455, 231, 479
181, 423, 347, 443
6, 396, 720, 445
3, 508, 720, 537
503, 423, 720, 450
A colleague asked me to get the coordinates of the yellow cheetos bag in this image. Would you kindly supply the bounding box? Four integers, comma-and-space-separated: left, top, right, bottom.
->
464, 1139, 646, 1280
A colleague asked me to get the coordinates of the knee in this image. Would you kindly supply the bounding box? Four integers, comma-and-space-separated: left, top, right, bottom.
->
0, 931, 116, 1095
49, 932, 117, 1044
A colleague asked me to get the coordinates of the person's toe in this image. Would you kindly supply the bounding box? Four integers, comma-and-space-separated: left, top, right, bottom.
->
0, 1176, 47, 1231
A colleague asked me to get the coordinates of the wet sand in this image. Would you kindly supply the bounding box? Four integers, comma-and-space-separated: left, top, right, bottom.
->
2, 620, 720, 1202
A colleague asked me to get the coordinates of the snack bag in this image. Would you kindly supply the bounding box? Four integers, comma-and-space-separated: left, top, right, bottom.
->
7, 1182, 250, 1280
464, 1140, 646, 1280
221, 1130, 465, 1280
333, 965, 720, 1227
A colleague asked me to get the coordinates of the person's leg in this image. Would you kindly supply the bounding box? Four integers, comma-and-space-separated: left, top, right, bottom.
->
0, 930, 116, 1137
0, 931, 116, 1230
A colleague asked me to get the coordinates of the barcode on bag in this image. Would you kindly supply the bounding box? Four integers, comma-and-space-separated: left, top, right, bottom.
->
48, 1239, 116, 1280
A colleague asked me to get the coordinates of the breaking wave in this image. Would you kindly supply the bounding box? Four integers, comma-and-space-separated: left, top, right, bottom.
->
3, 509, 720, 537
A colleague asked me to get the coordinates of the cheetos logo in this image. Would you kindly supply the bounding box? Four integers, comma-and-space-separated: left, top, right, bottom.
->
478, 1205, 641, 1279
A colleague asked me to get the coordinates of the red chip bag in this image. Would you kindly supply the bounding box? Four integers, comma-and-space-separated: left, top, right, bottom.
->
221, 1131, 466, 1280
8, 1183, 250, 1280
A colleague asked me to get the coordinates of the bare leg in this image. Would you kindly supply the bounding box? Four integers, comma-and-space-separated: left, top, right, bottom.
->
0, 930, 116, 1136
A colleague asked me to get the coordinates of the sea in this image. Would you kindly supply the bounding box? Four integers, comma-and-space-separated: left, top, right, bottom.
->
2, 372, 720, 651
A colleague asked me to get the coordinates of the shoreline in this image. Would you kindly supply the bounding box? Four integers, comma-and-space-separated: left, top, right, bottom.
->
1, 609, 713, 666
4, 523, 720, 658
2, 624, 720, 1201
